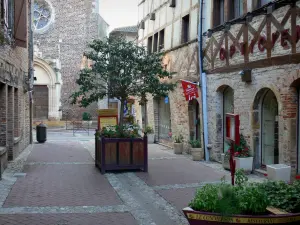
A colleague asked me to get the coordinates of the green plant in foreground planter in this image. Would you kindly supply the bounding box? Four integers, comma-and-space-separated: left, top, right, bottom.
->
189, 139, 201, 148
174, 134, 184, 143
235, 169, 248, 186
144, 126, 154, 134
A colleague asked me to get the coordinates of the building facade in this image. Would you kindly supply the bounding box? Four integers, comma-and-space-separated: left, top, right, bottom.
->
136, 0, 202, 150
33, 0, 109, 121
202, 0, 300, 175
0, 0, 31, 174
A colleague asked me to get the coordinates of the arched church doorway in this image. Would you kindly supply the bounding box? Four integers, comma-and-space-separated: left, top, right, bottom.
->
33, 58, 62, 120
188, 99, 200, 140
261, 90, 279, 166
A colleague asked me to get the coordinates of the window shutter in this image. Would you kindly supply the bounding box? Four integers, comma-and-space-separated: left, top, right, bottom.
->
14, 0, 27, 48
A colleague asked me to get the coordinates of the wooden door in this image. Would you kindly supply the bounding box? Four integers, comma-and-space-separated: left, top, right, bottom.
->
33, 85, 48, 119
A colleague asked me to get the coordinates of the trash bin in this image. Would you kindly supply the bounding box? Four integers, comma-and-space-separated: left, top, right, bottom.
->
36, 123, 47, 143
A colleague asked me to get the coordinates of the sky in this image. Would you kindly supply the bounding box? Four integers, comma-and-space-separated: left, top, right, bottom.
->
99, 0, 139, 33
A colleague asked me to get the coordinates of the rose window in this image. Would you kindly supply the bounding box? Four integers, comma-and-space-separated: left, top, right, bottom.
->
33, 0, 52, 30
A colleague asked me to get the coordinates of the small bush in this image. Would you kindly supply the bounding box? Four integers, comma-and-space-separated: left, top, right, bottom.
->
174, 134, 184, 143
189, 139, 201, 148
82, 112, 92, 121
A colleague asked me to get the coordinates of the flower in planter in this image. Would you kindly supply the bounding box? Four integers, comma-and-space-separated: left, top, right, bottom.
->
225, 134, 251, 158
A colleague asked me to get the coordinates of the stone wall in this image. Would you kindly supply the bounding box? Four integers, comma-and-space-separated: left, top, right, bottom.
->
206, 64, 300, 175
34, 0, 108, 119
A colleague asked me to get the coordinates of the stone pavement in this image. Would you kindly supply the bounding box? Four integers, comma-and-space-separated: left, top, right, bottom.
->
0, 131, 265, 225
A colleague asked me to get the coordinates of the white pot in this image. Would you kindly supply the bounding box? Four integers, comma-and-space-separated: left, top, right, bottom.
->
267, 164, 291, 183
147, 134, 154, 143
234, 157, 253, 172
191, 148, 204, 161
174, 143, 183, 154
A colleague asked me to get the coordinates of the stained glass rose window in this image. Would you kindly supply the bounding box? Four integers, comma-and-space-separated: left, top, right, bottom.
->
33, 0, 52, 31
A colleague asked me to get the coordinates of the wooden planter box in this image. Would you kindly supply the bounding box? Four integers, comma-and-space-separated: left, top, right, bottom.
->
95, 136, 148, 174
183, 207, 300, 225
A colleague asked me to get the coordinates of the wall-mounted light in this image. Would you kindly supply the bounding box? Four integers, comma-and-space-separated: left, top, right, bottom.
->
239, 69, 252, 83
140, 21, 145, 29
207, 29, 212, 38
267, 4, 275, 14
150, 13, 155, 20
169, 0, 176, 7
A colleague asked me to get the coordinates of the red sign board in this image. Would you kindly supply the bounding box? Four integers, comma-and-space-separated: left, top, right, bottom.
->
181, 80, 199, 101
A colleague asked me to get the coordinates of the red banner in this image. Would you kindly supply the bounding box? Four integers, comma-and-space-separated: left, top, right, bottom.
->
181, 80, 199, 101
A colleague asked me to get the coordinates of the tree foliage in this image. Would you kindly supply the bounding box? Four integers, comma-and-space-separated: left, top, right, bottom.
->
70, 36, 176, 124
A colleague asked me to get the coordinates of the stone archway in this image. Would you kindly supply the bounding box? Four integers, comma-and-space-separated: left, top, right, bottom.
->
33, 58, 62, 120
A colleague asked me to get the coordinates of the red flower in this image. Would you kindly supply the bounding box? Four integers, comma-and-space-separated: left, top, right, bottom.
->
234, 152, 240, 157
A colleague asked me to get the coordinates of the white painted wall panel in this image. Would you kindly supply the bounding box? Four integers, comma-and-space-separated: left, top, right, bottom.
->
174, 0, 182, 18
154, 11, 160, 31
190, 8, 198, 40
166, 4, 174, 23
173, 19, 181, 46
164, 24, 172, 50
192, 0, 198, 6
182, 0, 190, 13
159, 5, 167, 27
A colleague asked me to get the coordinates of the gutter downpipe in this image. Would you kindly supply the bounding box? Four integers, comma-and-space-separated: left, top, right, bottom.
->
28, 0, 34, 144
198, 0, 209, 161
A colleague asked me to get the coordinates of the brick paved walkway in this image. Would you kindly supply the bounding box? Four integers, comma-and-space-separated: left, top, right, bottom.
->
0, 132, 265, 225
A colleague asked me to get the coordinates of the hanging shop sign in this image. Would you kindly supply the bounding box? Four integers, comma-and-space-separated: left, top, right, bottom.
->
181, 80, 199, 101
98, 109, 118, 130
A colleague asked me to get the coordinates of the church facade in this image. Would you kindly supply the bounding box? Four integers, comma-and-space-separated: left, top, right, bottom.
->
33, 0, 108, 121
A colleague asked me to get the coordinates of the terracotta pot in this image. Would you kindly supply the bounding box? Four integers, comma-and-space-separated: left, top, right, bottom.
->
183, 207, 300, 225
191, 148, 204, 161
174, 143, 183, 154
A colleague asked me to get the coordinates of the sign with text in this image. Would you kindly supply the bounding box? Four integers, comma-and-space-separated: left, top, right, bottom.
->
98, 109, 118, 130
181, 80, 199, 101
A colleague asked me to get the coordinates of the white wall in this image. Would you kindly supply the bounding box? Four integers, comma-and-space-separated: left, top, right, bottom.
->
138, 0, 200, 51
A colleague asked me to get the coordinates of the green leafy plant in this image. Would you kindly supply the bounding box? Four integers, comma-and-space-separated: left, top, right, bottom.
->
235, 169, 248, 186
144, 126, 154, 134
174, 134, 184, 143
225, 134, 250, 158
258, 180, 300, 213
98, 124, 141, 139
189, 139, 201, 148
82, 112, 92, 121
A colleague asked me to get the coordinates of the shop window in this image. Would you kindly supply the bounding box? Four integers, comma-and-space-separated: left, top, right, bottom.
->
147, 36, 153, 53
213, 0, 225, 27
182, 14, 190, 44
233, 0, 243, 19
223, 87, 234, 153
153, 32, 158, 52
159, 29, 164, 51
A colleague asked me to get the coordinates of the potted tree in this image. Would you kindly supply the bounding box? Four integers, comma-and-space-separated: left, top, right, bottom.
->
174, 134, 184, 154
144, 126, 154, 144
183, 171, 300, 225
189, 139, 203, 161
70, 36, 175, 174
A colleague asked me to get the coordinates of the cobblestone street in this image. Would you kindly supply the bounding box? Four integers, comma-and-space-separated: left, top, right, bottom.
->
0, 130, 265, 225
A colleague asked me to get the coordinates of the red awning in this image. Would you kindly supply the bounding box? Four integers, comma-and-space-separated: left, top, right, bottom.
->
14, 0, 27, 48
